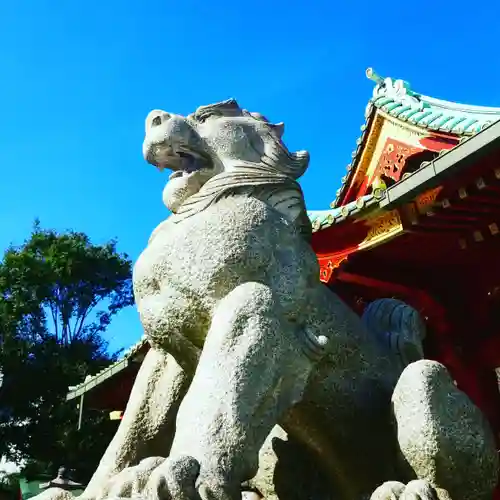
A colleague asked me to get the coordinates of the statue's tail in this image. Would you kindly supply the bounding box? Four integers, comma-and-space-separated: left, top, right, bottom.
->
361, 298, 426, 372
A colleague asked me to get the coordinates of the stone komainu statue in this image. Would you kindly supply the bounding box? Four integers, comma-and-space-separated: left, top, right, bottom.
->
69, 100, 497, 500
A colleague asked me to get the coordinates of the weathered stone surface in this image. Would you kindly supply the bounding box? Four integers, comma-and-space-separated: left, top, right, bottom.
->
246, 425, 337, 500
101, 457, 165, 498
245, 425, 287, 500
30, 488, 75, 500
400, 480, 438, 500
370, 480, 451, 500
392, 360, 498, 500
379, 480, 436, 499
241, 492, 262, 500
370, 481, 406, 499
362, 298, 426, 371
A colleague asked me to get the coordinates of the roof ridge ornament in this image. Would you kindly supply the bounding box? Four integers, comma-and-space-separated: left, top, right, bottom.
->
366, 67, 425, 113
366, 67, 384, 85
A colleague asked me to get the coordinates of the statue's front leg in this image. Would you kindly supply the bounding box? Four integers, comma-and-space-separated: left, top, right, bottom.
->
83, 348, 191, 500
147, 282, 316, 500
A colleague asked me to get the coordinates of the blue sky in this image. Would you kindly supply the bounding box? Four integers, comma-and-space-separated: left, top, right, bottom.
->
1, 0, 500, 354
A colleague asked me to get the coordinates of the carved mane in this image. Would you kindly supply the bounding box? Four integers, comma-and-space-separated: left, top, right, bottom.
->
170, 164, 312, 241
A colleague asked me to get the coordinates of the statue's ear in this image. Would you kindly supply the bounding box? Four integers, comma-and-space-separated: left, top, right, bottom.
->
287, 150, 310, 179
218, 98, 241, 111
272, 122, 285, 138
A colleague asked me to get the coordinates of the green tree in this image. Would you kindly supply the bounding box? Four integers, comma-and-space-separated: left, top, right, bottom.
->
0, 221, 134, 481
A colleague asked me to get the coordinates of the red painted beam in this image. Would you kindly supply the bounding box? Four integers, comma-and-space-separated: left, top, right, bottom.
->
336, 271, 449, 336
475, 336, 500, 369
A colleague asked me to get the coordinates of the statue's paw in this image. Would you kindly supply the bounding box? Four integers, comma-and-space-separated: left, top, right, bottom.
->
144, 456, 243, 500
144, 455, 200, 500
196, 476, 241, 500
370, 481, 406, 499
400, 480, 440, 499
99, 457, 165, 499
371, 480, 441, 500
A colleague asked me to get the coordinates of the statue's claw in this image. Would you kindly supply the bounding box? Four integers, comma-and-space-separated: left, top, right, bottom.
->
370, 481, 406, 499
97, 457, 165, 500
145, 455, 244, 500
370, 480, 443, 500
145, 456, 200, 500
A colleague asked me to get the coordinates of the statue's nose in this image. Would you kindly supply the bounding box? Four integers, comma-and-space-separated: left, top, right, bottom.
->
151, 112, 170, 127
145, 110, 172, 132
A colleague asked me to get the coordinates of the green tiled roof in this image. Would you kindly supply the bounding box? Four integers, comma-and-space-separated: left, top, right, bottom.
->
307, 193, 380, 232
367, 68, 500, 136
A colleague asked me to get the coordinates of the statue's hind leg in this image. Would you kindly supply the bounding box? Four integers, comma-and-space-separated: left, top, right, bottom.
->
146, 282, 316, 500
374, 360, 498, 500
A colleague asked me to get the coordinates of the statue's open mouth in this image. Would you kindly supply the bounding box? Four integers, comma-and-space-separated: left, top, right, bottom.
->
149, 142, 213, 179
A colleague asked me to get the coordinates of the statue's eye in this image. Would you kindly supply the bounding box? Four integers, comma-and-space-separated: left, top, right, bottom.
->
151, 116, 162, 127
194, 111, 219, 124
